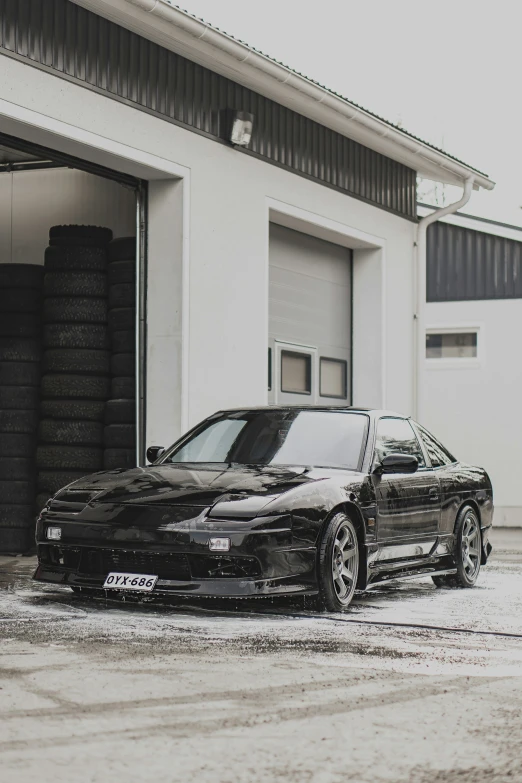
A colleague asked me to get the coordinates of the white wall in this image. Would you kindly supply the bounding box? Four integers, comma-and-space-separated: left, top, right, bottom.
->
0, 55, 416, 452
0, 168, 135, 264
422, 299, 522, 526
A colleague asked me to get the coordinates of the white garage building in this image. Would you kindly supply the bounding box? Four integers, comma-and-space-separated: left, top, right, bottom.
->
0, 0, 495, 530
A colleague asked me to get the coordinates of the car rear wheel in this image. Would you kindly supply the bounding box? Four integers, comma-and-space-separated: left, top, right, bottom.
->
432, 506, 481, 588
315, 512, 359, 612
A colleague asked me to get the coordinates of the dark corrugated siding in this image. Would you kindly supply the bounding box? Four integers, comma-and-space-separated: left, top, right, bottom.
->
427, 221, 522, 301
0, 0, 416, 219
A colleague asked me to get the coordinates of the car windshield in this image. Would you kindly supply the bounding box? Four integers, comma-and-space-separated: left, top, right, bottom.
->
161, 410, 369, 470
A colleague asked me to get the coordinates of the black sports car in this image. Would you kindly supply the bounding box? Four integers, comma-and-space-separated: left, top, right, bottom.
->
34, 407, 493, 611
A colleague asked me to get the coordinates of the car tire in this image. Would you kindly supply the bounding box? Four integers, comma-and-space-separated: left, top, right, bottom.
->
0, 457, 34, 481
0, 264, 44, 288
43, 297, 107, 325
36, 445, 102, 471
0, 338, 41, 363
111, 353, 135, 377
37, 470, 87, 495
0, 288, 42, 313
0, 480, 35, 504
44, 323, 110, 351
104, 424, 136, 449
108, 237, 136, 262
38, 419, 104, 446
0, 409, 39, 434
108, 307, 135, 333
41, 374, 110, 401
432, 505, 482, 589
0, 362, 41, 387
0, 385, 39, 410
44, 271, 107, 298
44, 245, 107, 272
315, 512, 359, 612
43, 349, 110, 376
0, 527, 33, 554
40, 399, 106, 422
0, 313, 41, 338
0, 434, 35, 458
48, 224, 112, 248
109, 283, 135, 309
108, 260, 135, 286
111, 330, 135, 353
105, 399, 135, 424
111, 376, 135, 399
0, 504, 35, 527
103, 448, 136, 470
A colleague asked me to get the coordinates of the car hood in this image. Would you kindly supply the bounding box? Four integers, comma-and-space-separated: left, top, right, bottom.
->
62, 463, 349, 518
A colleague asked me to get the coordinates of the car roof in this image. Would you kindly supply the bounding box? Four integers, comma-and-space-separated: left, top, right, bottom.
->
216, 406, 409, 419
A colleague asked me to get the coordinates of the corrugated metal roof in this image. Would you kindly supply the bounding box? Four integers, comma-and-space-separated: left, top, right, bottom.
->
165, 1, 489, 179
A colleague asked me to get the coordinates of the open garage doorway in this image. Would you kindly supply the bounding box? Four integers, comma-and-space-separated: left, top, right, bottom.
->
0, 132, 145, 554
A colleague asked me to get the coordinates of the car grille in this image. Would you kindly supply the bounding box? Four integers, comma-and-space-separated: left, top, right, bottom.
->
79, 549, 192, 581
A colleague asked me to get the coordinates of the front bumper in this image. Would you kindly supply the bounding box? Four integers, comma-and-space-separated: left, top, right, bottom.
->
33, 503, 318, 598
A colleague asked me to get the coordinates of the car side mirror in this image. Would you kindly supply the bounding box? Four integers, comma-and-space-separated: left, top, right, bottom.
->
146, 446, 165, 464
375, 453, 418, 475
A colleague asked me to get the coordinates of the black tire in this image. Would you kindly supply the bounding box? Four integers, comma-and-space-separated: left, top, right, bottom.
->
39, 418, 104, 446
111, 377, 135, 399
109, 283, 135, 309
111, 330, 134, 353
0, 362, 40, 387
108, 260, 135, 286
0, 313, 41, 338
0, 457, 34, 481
41, 399, 106, 423
105, 399, 135, 424
44, 323, 109, 351
0, 434, 35, 458
0, 409, 38, 434
432, 506, 482, 589
41, 374, 110, 401
103, 448, 136, 470
0, 288, 42, 313
44, 271, 107, 298
37, 471, 87, 495
0, 385, 39, 410
111, 353, 135, 377
0, 504, 35, 527
108, 237, 136, 262
43, 297, 107, 325
49, 225, 113, 247
44, 245, 107, 272
104, 423, 136, 449
108, 307, 135, 333
315, 512, 359, 612
43, 349, 110, 376
0, 338, 41, 363
0, 480, 35, 504
36, 445, 102, 471
0, 527, 33, 554
0, 263, 44, 288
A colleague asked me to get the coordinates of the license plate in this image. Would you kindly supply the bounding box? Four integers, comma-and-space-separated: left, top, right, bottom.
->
103, 572, 158, 591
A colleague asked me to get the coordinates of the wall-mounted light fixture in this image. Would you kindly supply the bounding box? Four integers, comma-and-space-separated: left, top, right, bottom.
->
220, 110, 254, 148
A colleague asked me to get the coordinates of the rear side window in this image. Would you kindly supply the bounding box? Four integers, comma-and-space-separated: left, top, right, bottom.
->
374, 418, 426, 468
416, 424, 455, 467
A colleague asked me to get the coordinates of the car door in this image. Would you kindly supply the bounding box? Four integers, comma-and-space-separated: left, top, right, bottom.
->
372, 417, 441, 561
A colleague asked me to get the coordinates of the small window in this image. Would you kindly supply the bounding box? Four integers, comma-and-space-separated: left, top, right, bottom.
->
416, 424, 456, 468
374, 417, 426, 468
320, 358, 347, 399
426, 332, 477, 359
281, 350, 311, 395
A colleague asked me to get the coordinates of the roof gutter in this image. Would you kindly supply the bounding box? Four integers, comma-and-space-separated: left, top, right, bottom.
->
412, 177, 475, 420
71, 0, 495, 190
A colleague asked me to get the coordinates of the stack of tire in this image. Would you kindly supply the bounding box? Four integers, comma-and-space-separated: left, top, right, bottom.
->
37, 226, 113, 510
104, 238, 137, 471
0, 264, 44, 553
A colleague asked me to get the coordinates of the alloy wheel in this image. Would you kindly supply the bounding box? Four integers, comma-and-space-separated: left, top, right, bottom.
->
461, 511, 481, 581
331, 521, 358, 604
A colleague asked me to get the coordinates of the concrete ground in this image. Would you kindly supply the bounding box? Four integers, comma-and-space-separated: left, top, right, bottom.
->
1, 527, 522, 783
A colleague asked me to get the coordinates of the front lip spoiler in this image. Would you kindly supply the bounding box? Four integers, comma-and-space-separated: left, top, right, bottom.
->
33, 565, 317, 598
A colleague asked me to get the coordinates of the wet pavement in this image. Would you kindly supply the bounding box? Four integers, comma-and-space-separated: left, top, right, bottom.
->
1, 528, 522, 782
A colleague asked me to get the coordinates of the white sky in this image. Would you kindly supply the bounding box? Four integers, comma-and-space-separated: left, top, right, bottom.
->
176, 0, 522, 225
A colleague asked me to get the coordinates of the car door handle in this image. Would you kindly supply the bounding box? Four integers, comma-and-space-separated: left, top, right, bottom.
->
428, 487, 440, 502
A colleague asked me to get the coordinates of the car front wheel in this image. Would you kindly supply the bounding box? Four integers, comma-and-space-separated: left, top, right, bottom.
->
316, 512, 359, 612
432, 505, 481, 588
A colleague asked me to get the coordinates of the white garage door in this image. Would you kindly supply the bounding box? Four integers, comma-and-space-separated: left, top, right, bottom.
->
268, 223, 352, 406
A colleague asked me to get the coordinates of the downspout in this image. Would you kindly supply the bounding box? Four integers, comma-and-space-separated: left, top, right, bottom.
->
412, 176, 475, 420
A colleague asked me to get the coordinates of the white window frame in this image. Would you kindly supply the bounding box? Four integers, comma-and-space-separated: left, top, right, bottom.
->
273, 340, 318, 403
425, 324, 483, 369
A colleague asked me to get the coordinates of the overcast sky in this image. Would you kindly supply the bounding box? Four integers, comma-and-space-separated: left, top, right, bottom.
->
177, 0, 522, 225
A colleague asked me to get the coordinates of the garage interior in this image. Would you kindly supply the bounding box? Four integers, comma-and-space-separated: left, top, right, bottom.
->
0, 133, 143, 555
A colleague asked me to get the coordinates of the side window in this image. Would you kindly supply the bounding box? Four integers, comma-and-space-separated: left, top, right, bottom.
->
416, 424, 455, 468
374, 418, 426, 468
